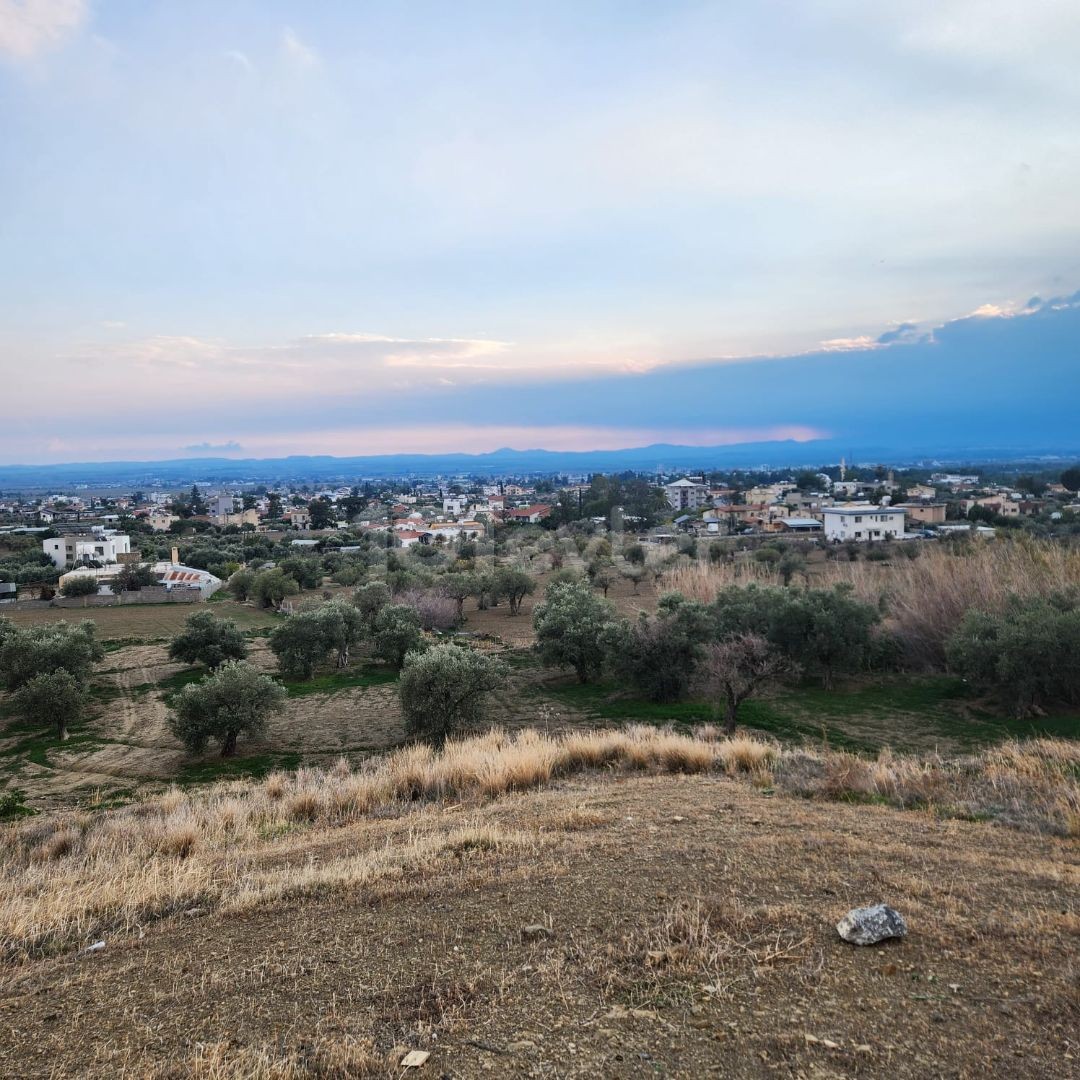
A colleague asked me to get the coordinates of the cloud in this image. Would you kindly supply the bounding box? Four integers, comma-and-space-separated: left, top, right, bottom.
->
182, 441, 244, 454
876, 322, 928, 346
817, 335, 879, 353
224, 49, 253, 73
281, 27, 318, 69
0, 0, 86, 60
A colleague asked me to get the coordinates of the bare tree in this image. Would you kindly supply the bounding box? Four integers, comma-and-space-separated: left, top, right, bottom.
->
696, 634, 794, 735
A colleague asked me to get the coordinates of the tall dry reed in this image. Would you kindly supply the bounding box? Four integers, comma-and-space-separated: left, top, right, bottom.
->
661, 537, 1080, 668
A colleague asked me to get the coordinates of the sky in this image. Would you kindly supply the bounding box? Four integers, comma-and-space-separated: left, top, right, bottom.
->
1, 0, 1079, 464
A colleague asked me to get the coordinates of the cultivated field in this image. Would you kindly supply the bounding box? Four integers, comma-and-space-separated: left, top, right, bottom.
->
1, 598, 279, 640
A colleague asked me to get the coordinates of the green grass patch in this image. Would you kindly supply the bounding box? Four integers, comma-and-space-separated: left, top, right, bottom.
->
535, 672, 1076, 754
537, 679, 867, 747
153, 667, 207, 702
281, 665, 398, 697
177, 751, 301, 786
0, 716, 110, 772
0, 788, 34, 820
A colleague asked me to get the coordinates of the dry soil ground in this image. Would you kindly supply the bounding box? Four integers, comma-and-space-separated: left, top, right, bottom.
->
1, 772, 1076, 1079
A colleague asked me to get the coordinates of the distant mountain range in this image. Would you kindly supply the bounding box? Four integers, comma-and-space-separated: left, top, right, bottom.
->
2, 439, 1080, 490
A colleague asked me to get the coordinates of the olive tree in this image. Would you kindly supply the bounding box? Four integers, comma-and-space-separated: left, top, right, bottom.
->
12, 670, 88, 742
533, 580, 615, 683
372, 604, 424, 668
168, 610, 248, 670
352, 580, 392, 628
398, 644, 505, 744
168, 660, 286, 757
318, 599, 366, 668
947, 597, 1080, 717
269, 610, 332, 679
0, 619, 103, 692
493, 566, 535, 615
252, 567, 300, 609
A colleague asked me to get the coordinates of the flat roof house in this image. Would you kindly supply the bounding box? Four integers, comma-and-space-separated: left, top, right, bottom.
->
43, 531, 131, 569
821, 505, 905, 542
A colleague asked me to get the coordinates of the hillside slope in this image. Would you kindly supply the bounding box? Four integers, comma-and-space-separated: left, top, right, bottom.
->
2, 766, 1075, 1078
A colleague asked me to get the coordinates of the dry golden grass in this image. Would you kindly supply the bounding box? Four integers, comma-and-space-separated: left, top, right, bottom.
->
2, 725, 1076, 965
661, 558, 781, 601
142, 1036, 390, 1079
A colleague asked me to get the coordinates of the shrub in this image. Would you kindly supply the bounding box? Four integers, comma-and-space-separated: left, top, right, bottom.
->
399, 588, 461, 631
399, 644, 505, 743
947, 595, 1080, 716
168, 661, 286, 756
59, 575, 98, 598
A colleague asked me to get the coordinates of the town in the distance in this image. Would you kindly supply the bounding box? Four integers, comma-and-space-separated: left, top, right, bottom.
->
3, 458, 1079, 606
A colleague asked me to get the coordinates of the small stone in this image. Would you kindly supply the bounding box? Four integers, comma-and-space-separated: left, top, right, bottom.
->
400, 1049, 430, 1068
521, 924, 553, 943
507, 1041, 535, 1052
836, 904, 907, 946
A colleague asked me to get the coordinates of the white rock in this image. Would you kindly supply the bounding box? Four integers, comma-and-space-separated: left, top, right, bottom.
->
836, 904, 907, 945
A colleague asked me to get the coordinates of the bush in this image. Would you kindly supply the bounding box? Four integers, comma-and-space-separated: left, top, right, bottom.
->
398, 644, 505, 743
947, 595, 1080, 716
168, 661, 286, 757
59, 575, 98, 598
398, 589, 461, 631
168, 611, 248, 670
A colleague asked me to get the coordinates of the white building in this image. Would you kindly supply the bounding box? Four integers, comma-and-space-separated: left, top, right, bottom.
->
43, 530, 132, 569
821, 505, 905, 542
664, 478, 709, 511
152, 562, 223, 597
209, 495, 236, 517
